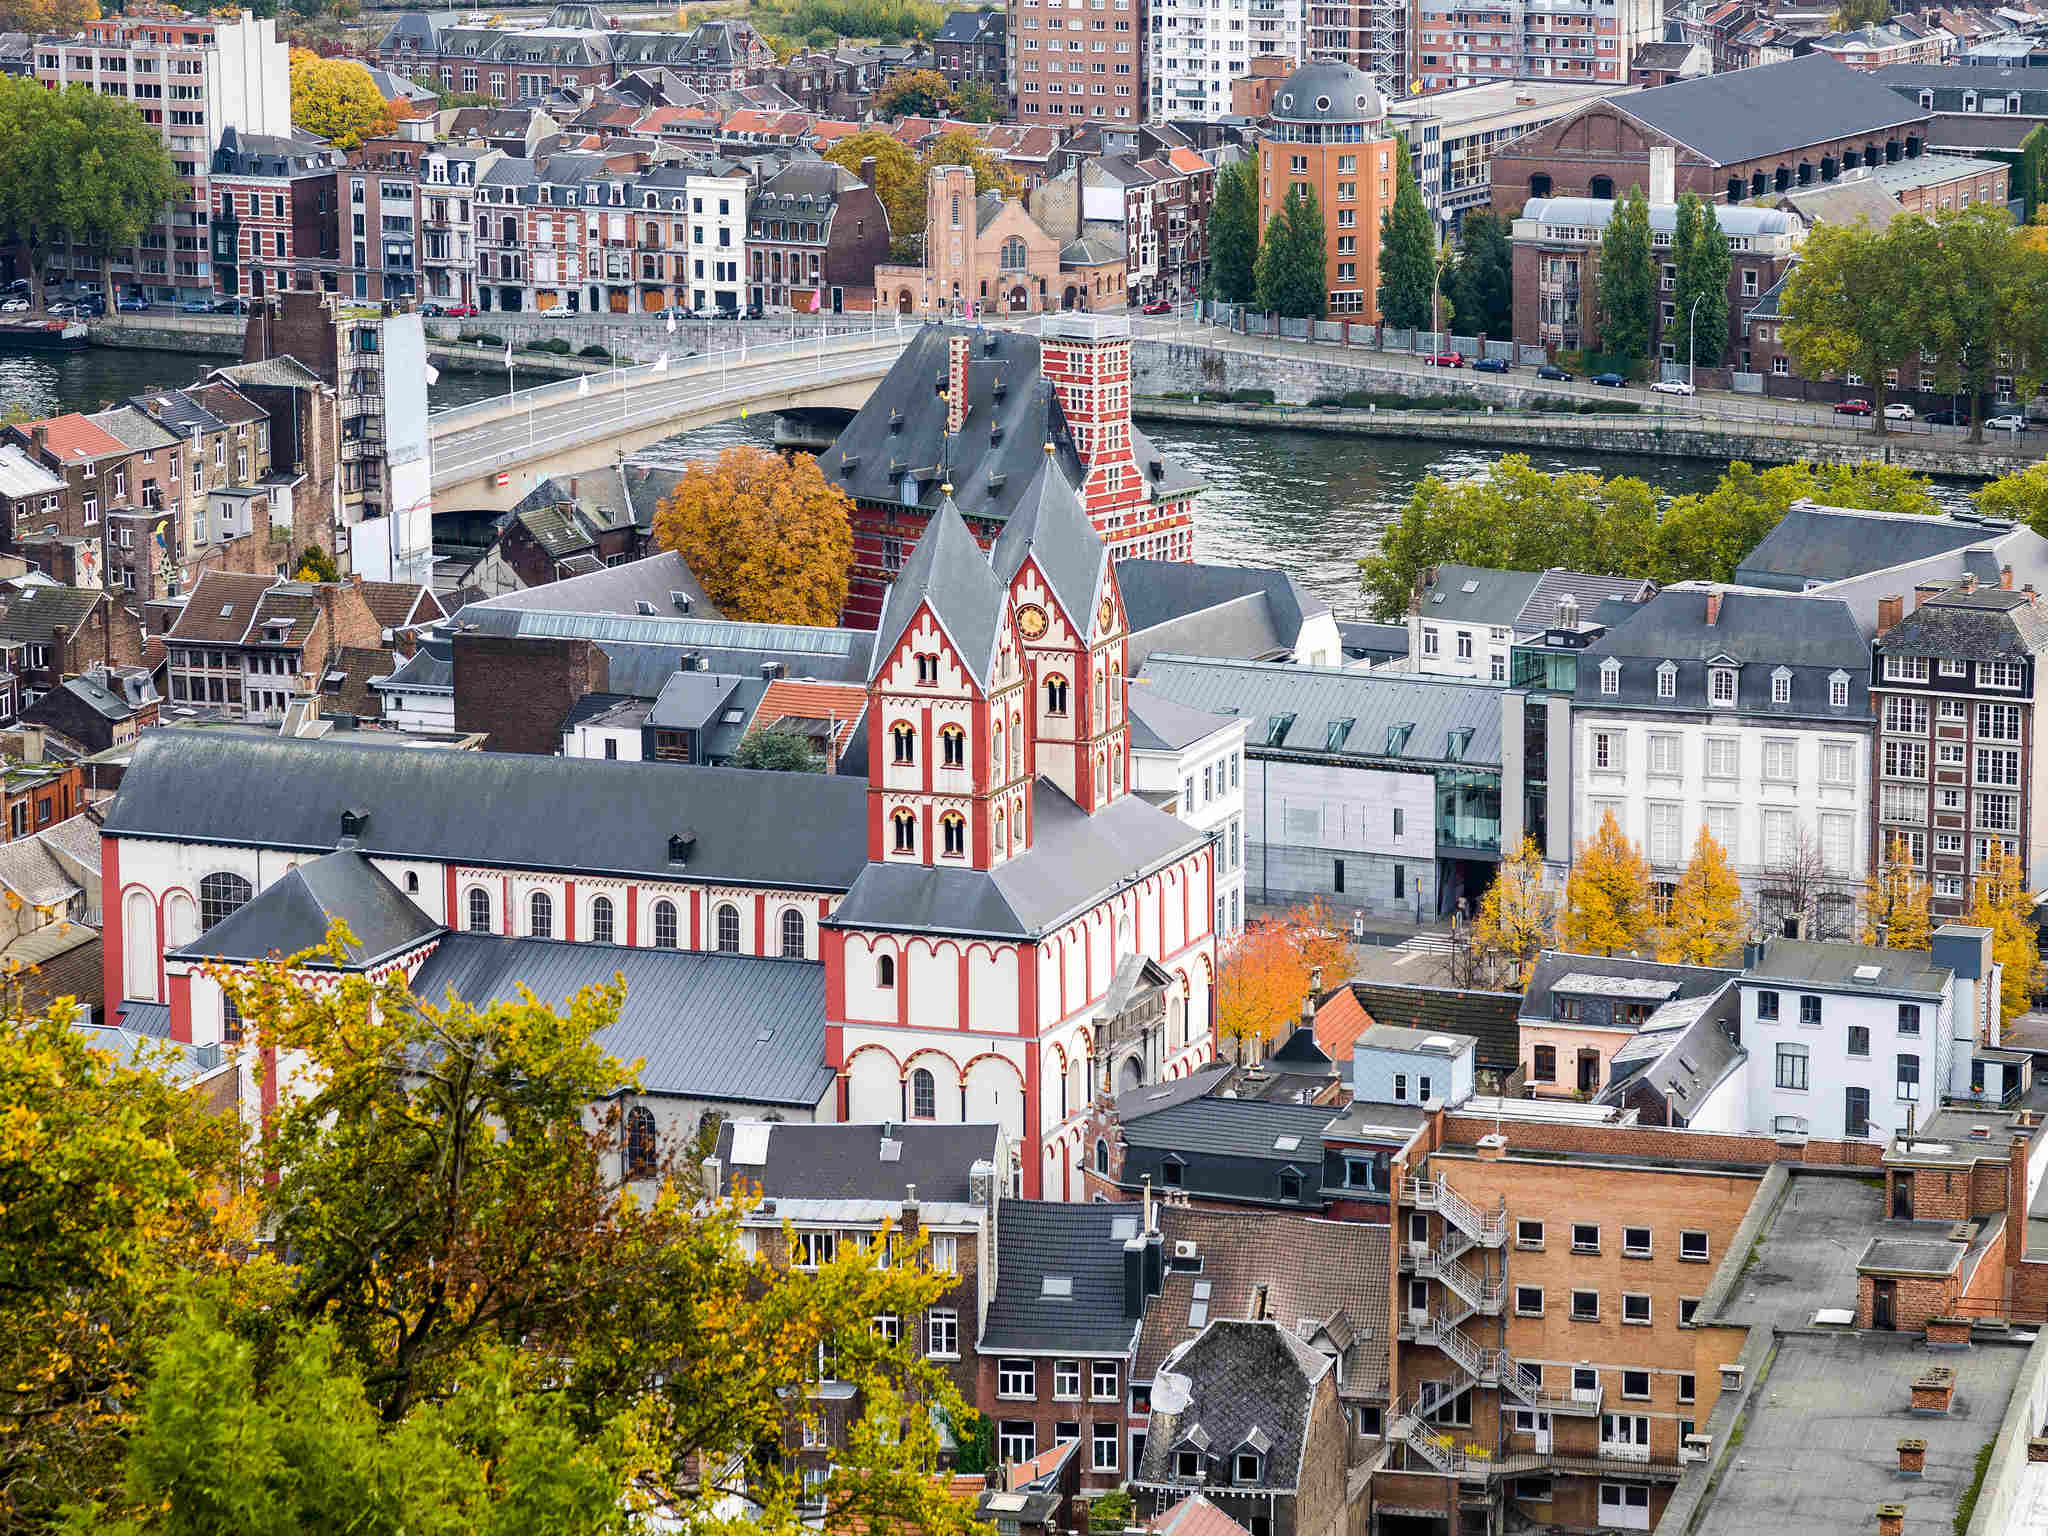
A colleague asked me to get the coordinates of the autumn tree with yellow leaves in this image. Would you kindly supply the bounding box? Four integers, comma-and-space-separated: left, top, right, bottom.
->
1862, 833, 1933, 952
652, 445, 854, 625
1215, 902, 1345, 1064
1970, 840, 2044, 1028
1558, 810, 1655, 957
1469, 836, 1554, 987
26, 935, 986, 1536
1657, 829, 1746, 965
289, 50, 402, 151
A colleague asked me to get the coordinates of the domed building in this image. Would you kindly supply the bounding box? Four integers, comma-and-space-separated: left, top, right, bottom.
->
1255, 61, 1398, 321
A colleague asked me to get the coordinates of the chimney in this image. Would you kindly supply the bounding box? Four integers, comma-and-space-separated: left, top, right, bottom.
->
1962, 569, 1978, 594
1877, 593, 1903, 636
2002, 563, 2014, 590
29, 425, 47, 458
946, 331, 970, 436
1123, 1234, 1147, 1318
858, 153, 877, 189
1650, 144, 1676, 206
699, 1155, 722, 1200
900, 1182, 920, 1244
16, 726, 41, 764
1704, 588, 1722, 627
1144, 1227, 1165, 1297
1876, 1508, 1905, 1536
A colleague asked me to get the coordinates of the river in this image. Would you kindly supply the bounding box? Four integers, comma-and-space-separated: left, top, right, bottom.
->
0, 346, 1973, 619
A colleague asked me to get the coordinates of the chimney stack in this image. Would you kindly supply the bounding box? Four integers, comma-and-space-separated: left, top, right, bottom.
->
1704, 588, 1723, 626
1962, 569, 1978, 594
1123, 1234, 1147, 1318
1877, 594, 1903, 635
1650, 145, 1676, 206
946, 332, 970, 436
29, 425, 47, 458
858, 154, 878, 189
2001, 563, 2013, 590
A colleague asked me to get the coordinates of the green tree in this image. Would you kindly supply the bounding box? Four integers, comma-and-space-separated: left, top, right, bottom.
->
1832, 0, 1889, 28
1653, 460, 1934, 583
1254, 183, 1326, 319
1673, 192, 1730, 368
60, 88, 178, 308
731, 726, 824, 772
1596, 185, 1653, 366
2020, 124, 2048, 224
1357, 454, 1660, 617
1207, 157, 1258, 305
952, 80, 1000, 122
921, 128, 1020, 199
1780, 216, 1915, 433
1445, 210, 1512, 338
292, 545, 341, 583
1900, 206, 2020, 443
1376, 134, 1436, 330
874, 68, 951, 120
0, 77, 87, 311
1976, 459, 2048, 535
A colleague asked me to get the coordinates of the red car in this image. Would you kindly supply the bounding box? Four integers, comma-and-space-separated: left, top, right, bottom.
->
1141, 299, 1173, 315
425, 302, 480, 318
1423, 351, 1465, 368
1833, 398, 1873, 416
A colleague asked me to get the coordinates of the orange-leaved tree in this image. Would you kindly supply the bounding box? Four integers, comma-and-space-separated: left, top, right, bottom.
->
1471, 835, 1554, 986
652, 446, 854, 625
1558, 809, 1654, 956
1861, 832, 1932, 951
1216, 922, 1306, 1065
1657, 828, 1746, 965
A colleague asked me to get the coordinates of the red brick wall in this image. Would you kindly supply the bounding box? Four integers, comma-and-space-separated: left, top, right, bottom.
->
451, 632, 610, 754
1438, 1115, 1886, 1169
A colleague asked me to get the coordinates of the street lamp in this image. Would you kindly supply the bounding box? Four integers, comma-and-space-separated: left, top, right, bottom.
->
1687, 292, 1705, 393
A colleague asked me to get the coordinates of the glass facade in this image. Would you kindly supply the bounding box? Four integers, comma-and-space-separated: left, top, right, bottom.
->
1436, 768, 1501, 852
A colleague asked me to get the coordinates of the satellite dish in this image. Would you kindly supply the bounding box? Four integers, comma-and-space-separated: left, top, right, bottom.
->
1152, 1370, 1193, 1416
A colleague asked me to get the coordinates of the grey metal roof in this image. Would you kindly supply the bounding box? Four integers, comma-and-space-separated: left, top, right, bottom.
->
409, 932, 830, 1107
979, 1199, 1147, 1354
1139, 656, 1502, 767
1138, 1321, 1330, 1491
1744, 936, 1951, 996
103, 734, 870, 891
828, 780, 1208, 939
127, 389, 226, 437
1128, 688, 1239, 754
1120, 1097, 1339, 1161
870, 498, 1006, 688
51, 674, 139, 722
711, 1119, 1000, 1203
1734, 506, 2007, 590
1875, 587, 2048, 661
1607, 52, 1932, 166
648, 669, 744, 729
1414, 564, 1543, 626
989, 454, 1109, 639
1520, 197, 1798, 238
1520, 951, 1738, 1022
1118, 559, 1325, 662
370, 643, 453, 695
173, 849, 443, 968
454, 604, 872, 681
1576, 586, 1870, 720
1600, 985, 1746, 1119
471, 547, 720, 621
1270, 61, 1386, 124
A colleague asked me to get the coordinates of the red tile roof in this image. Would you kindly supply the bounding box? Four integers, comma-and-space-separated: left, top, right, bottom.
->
757, 678, 868, 756
1314, 987, 1376, 1062
1167, 146, 1210, 176
15, 413, 126, 463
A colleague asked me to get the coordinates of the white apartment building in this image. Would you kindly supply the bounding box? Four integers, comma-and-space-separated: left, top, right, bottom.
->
1408, 562, 1653, 685
1129, 689, 1249, 937
1570, 586, 1873, 932
33, 9, 290, 306
683, 171, 748, 314
1148, 0, 1304, 122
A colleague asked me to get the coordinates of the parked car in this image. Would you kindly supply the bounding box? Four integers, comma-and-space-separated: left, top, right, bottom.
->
1141, 298, 1173, 316
1536, 362, 1573, 382
74, 294, 104, 316
117, 296, 150, 313
1921, 408, 1963, 425
1423, 351, 1465, 368
4, 278, 25, 293
745, 302, 764, 319
1650, 378, 1695, 396
178, 297, 213, 313
1472, 356, 1510, 373
1833, 398, 1873, 416
1988, 413, 2029, 432
211, 297, 248, 315
1591, 372, 1627, 388
0, 298, 25, 313
47, 301, 76, 317
1884, 402, 1916, 420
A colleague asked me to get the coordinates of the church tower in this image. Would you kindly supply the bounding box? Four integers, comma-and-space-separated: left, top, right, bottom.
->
865, 494, 1035, 870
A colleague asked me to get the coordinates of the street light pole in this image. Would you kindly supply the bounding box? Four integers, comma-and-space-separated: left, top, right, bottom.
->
1688, 292, 1705, 392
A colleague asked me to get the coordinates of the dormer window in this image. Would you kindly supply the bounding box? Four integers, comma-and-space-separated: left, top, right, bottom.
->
1709, 666, 1737, 707
1770, 666, 1792, 705
1175, 1450, 1202, 1481
1829, 669, 1850, 709
1656, 660, 1676, 700
1234, 1452, 1261, 1484
1599, 657, 1620, 697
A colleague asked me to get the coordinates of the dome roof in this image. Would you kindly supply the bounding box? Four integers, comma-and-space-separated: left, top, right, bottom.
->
1271, 61, 1385, 123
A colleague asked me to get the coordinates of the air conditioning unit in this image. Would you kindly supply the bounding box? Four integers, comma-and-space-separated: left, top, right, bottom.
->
1174, 1240, 1198, 1261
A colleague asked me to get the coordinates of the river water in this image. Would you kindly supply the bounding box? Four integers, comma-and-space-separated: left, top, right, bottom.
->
0, 346, 1971, 619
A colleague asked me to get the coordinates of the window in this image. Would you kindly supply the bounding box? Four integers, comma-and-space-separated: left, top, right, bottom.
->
1572, 1223, 1600, 1254
1515, 1285, 1545, 1316
1884, 655, 1930, 682
781, 908, 807, 958
892, 809, 916, 854
467, 887, 492, 933
1776, 1045, 1809, 1090
1657, 661, 1677, 700
1532, 1045, 1556, 1083
1679, 1372, 1696, 1402
1830, 672, 1850, 709
941, 813, 966, 859
939, 725, 965, 768
927, 1308, 959, 1357
1599, 657, 1619, 695
624, 1105, 657, 1179
998, 1359, 1035, 1398
1980, 659, 2025, 689
1705, 737, 1738, 779
1800, 995, 1822, 1026
1622, 1366, 1651, 1395
1622, 1227, 1651, 1258
1648, 734, 1681, 776
653, 900, 678, 948
221, 991, 243, 1045
1093, 1360, 1117, 1399
1570, 1290, 1599, 1321
1821, 742, 1854, 786
589, 895, 614, 944
1093, 1420, 1118, 1471
198, 871, 252, 931
1763, 739, 1796, 782
1978, 703, 2022, 741
1174, 1449, 1201, 1481
1680, 1230, 1709, 1262
796, 1230, 836, 1268
891, 722, 916, 764
1846, 1085, 1871, 1138
1848, 1025, 1870, 1058
1771, 669, 1791, 705
1622, 1295, 1651, 1327
1898, 1053, 1921, 1101
1709, 667, 1737, 706
1000, 1422, 1037, 1462
529, 890, 553, 938
1044, 675, 1069, 715
915, 652, 939, 685
877, 953, 896, 988
1054, 1359, 1081, 1399
1593, 731, 1622, 771
1898, 1004, 1921, 1037
1517, 1220, 1545, 1249
1234, 1452, 1261, 1483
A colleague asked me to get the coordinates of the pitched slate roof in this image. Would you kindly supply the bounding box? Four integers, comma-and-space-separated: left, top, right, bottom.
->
1413, 564, 1544, 626
1601, 984, 1746, 1118
1521, 951, 1739, 1022
89, 405, 181, 455
712, 1119, 999, 1203
1135, 1207, 1391, 1398
1127, 689, 1239, 754
0, 834, 81, 906
989, 453, 1108, 636
1337, 981, 1521, 1073
1117, 560, 1327, 664
1874, 586, 2048, 660
128, 388, 227, 437
103, 734, 871, 891
980, 1199, 1147, 1353
871, 496, 1007, 687
1733, 505, 2006, 590
410, 932, 831, 1107
358, 582, 445, 633
173, 850, 442, 968
1607, 52, 1930, 165
0, 584, 102, 644
828, 779, 1207, 939
1138, 1320, 1330, 1490
468, 545, 719, 621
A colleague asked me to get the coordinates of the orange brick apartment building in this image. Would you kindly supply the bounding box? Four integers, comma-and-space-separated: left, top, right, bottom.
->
1255, 61, 1396, 320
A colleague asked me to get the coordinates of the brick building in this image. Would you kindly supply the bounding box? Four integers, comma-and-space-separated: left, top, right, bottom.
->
1489, 53, 1938, 220
127, 381, 284, 597
373, 9, 614, 103
163, 569, 406, 722
1008, 0, 1142, 124
746, 160, 891, 316
1255, 63, 1397, 320
934, 8, 1007, 97
0, 583, 149, 708
209, 127, 341, 301
874, 165, 1063, 318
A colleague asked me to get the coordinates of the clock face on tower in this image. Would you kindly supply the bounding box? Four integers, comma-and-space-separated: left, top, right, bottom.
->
1098, 597, 1116, 634
1017, 604, 1049, 640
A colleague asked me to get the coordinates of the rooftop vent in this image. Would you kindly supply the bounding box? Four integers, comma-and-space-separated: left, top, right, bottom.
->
1041, 1274, 1073, 1297
1461, 579, 1479, 594
670, 591, 693, 614
1273, 1134, 1302, 1151
636, 599, 657, 615
1970, 1125, 1992, 1140
1853, 964, 1884, 983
